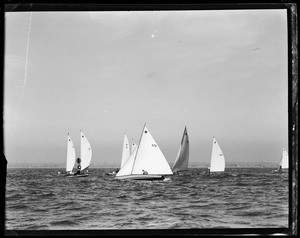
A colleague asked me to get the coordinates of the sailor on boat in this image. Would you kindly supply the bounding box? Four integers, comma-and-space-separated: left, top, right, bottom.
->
142, 170, 148, 175
74, 161, 81, 176
113, 169, 120, 174
105, 169, 119, 176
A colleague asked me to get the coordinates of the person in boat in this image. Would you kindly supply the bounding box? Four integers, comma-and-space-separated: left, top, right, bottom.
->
112, 169, 120, 174
74, 164, 81, 176
278, 165, 282, 172
105, 169, 119, 176
112, 169, 119, 175
142, 170, 148, 175
207, 167, 211, 175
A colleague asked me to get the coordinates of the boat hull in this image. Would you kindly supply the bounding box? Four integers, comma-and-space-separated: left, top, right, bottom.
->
172, 170, 188, 175
115, 174, 165, 181
67, 174, 89, 178
105, 172, 116, 176
209, 171, 225, 173
274, 169, 288, 173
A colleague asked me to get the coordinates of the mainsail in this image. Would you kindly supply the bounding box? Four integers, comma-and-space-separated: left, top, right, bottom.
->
116, 125, 173, 178
209, 137, 225, 172
66, 133, 76, 173
172, 126, 189, 173
121, 133, 130, 168
279, 148, 288, 169
80, 131, 92, 171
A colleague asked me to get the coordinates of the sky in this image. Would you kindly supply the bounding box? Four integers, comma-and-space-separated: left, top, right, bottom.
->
4, 9, 288, 167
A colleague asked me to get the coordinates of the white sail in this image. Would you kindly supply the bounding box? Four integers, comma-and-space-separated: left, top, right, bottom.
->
116, 125, 173, 177
121, 133, 130, 168
116, 146, 138, 177
131, 139, 137, 154
132, 125, 173, 175
66, 133, 76, 172
80, 131, 92, 171
209, 137, 225, 172
279, 148, 288, 169
172, 126, 189, 172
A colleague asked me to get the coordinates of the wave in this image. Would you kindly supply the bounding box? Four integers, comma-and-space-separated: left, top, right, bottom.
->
8, 204, 29, 210
5, 167, 289, 230
25, 224, 50, 230
50, 219, 80, 226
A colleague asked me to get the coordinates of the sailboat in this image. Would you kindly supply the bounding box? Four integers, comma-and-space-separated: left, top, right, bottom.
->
172, 126, 189, 173
278, 148, 288, 172
106, 132, 131, 176
208, 137, 225, 174
115, 124, 173, 180
68, 131, 92, 178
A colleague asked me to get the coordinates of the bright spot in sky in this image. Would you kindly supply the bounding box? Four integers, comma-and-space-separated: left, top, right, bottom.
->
151, 34, 155, 38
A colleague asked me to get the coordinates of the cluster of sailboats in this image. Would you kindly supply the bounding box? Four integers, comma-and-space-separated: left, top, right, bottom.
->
63, 124, 288, 180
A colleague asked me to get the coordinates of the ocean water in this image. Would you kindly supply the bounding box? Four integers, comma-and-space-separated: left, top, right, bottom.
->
5, 168, 288, 231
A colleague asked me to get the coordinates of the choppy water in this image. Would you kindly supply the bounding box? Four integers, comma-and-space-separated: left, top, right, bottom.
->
5, 168, 288, 231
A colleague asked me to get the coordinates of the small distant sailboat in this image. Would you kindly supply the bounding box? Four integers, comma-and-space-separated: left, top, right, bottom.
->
115, 124, 173, 180
121, 133, 131, 168
106, 132, 130, 176
278, 148, 288, 172
68, 131, 92, 178
172, 126, 189, 173
208, 137, 225, 174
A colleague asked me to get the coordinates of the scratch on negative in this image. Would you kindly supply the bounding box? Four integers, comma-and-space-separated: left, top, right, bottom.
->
22, 11, 33, 90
